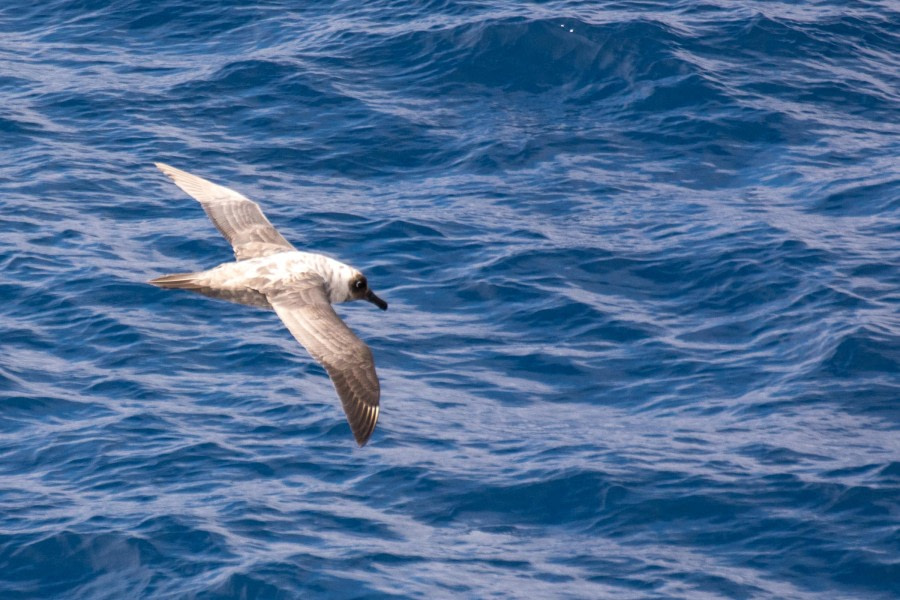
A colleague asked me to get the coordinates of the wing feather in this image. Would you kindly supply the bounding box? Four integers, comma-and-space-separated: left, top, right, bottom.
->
155, 162, 295, 261
266, 276, 380, 446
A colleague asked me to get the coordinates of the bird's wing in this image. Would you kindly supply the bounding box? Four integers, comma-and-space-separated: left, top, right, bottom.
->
155, 162, 296, 261
266, 274, 380, 446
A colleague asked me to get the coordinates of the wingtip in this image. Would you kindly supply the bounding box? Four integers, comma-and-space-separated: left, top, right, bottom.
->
353, 427, 372, 447
352, 405, 379, 447
154, 162, 176, 177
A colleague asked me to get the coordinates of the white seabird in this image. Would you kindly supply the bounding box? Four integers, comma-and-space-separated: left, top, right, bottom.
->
149, 163, 388, 446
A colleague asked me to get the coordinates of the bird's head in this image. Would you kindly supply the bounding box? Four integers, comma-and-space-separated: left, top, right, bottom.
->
348, 272, 388, 310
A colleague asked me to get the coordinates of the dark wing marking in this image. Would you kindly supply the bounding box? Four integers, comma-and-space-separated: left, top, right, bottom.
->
267, 275, 380, 446
155, 162, 295, 261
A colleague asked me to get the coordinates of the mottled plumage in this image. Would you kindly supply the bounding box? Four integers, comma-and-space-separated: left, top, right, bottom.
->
149, 163, 387, 446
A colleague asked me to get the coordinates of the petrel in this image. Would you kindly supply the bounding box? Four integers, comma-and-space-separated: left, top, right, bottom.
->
149, 163, 387, 446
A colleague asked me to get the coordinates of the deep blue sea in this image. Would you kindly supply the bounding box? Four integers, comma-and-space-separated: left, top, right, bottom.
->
2, 1, 899, 598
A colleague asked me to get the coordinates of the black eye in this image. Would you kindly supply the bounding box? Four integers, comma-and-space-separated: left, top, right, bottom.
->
354, 279, 366, 290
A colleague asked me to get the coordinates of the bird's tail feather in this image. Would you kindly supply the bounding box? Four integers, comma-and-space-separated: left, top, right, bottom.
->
148, 272, 203, 290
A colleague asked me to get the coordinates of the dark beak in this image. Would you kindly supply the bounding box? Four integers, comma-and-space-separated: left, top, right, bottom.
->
366, 290, 388, 311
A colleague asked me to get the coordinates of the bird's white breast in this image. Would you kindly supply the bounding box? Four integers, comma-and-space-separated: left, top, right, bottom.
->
201, 251, 356, 305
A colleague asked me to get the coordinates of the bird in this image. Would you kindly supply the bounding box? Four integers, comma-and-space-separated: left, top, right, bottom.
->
148, 163, 388, 446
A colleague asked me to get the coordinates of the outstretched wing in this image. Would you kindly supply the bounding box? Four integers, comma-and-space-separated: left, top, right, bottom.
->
267, 274, 380, 446
155, 162, 295, 261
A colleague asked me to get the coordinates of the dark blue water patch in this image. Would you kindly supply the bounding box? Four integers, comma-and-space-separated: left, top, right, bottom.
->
878, 462, 900, 482
2, 531, 155, 598
695, 10, 900, 64
31, 90, 156, 141
10, 0, 263, 47
0, 116, 46, 150
813, 176, 900, 216
736, 442, 831, 467
795, 78, 899, 119
169, 60, 349, 108
445, 469, 619, 528
765, 384, 900, 423
0, 394, 113, 434
448, 19, 682, 94
819, 326, 900, 377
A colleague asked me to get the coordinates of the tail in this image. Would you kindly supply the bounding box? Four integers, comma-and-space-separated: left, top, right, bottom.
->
148, 272, 203, 290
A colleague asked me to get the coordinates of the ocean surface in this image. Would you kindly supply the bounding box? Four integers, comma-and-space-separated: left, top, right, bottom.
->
1, 1, 899, 598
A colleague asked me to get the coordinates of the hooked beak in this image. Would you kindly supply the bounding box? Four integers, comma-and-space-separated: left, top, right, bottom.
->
366, 290, 388, 311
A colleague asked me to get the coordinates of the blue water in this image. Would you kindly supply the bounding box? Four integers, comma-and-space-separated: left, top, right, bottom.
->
2, 1, 899, 597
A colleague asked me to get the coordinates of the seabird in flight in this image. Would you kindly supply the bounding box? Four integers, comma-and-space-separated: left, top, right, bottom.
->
149, 163, 387, 446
